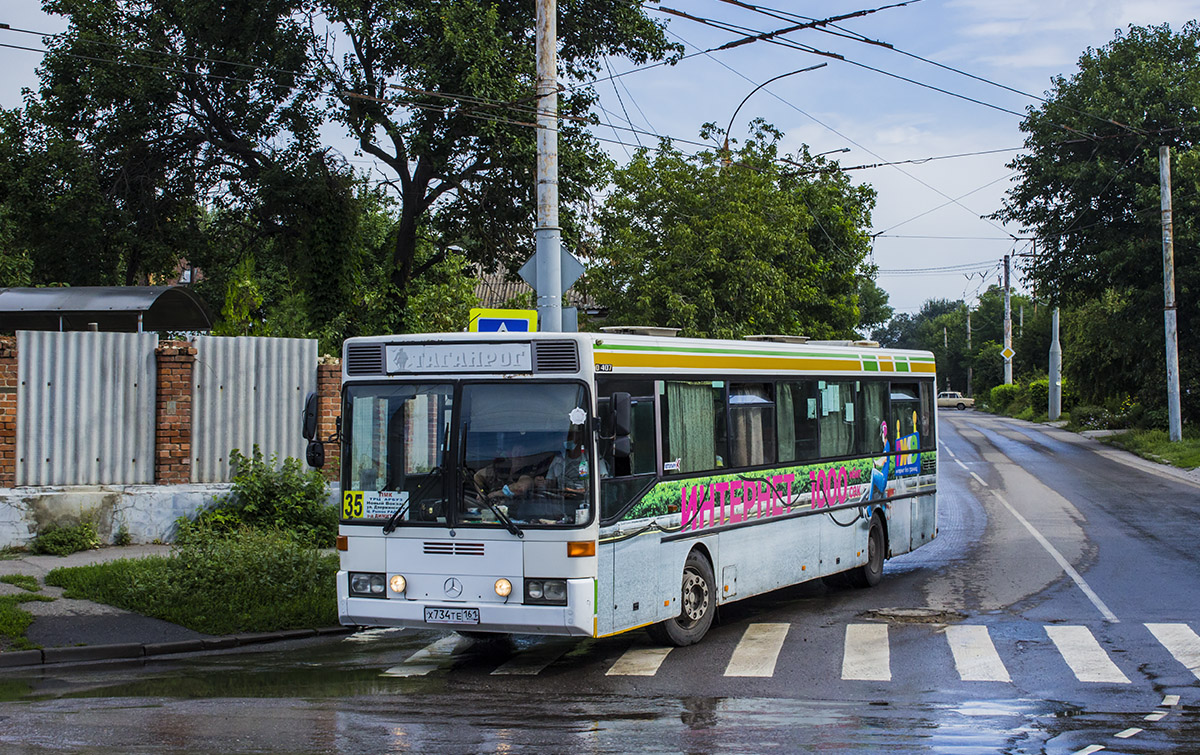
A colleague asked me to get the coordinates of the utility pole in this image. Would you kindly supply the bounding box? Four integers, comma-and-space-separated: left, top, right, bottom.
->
535, 0, 562, 332
1003, 254, 1012, 385
966, 308, 973, 397
1160, 146, 1182, 441
1019, 304, 1024, 339
1049, 307, 1062, 420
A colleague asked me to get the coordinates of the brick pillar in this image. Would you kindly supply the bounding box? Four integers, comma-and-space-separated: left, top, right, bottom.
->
0, 336, 16, 488
316, 360, 342, 481
155, 341, 196, 484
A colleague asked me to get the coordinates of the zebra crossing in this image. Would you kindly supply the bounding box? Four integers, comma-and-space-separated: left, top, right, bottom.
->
378, 621, 1200, 685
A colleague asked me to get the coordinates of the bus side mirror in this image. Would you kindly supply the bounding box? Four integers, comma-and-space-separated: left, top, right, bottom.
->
302, 391, 319, 441
611, 392, 632, 438
306, 439, 325, 469
612, 436, 631, 459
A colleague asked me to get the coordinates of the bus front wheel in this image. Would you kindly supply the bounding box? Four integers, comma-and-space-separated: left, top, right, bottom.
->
849, 516, 885, 588
648, 551, 716, 646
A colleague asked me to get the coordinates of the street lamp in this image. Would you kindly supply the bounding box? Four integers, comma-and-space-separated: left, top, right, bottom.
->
722, 63, 827, 157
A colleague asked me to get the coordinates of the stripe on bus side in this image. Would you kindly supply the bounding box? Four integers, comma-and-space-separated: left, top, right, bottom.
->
593, 347, 934, 375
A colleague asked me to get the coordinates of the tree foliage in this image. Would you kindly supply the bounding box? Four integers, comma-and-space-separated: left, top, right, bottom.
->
996, 21, 1200, 421
0, 0, 677, 344
585, 121, 876, 339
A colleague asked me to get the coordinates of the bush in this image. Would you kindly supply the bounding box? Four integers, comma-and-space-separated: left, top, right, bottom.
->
46, 526, 338, 635
989, 383, 1024, 414
1071, 404, 1111, 430
1027, 378, 1050, 414
183, 446, 335, 546
30, 522, 100, 556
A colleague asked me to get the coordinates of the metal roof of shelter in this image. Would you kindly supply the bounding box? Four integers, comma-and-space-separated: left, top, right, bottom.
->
0, 286, 214, 333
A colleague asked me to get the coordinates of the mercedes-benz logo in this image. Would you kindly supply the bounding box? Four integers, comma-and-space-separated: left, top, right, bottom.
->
444, 577, 463, 598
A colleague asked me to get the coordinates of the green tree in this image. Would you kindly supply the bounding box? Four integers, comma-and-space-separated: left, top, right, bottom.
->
585, 122, 876, 339
996, 22, 1200, 421
855, 277, 893, 336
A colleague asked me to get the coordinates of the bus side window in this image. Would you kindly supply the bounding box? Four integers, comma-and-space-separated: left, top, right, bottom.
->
661, 380, 727, 475
818, 381, 859, 458
777, 380, 819, 463
729, 382, 775, 468
857, 381, 888, 457
597, 379, 656, 477
919, 381, 936, 450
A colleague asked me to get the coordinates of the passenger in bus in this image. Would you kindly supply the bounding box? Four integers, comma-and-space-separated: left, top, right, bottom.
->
869, 420, 890, 499
544, 430, 590, 498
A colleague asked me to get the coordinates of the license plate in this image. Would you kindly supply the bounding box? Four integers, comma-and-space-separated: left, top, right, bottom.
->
424, 606, 480, 625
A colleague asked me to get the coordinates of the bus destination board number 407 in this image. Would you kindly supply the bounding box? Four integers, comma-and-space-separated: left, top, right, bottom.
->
301, 331, 938, 646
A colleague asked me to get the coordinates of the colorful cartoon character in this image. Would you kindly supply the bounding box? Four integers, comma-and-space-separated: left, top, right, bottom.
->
869, 420, 890, 500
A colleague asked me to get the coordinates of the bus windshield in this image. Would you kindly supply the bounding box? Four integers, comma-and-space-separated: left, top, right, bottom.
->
342, 381, 594, 529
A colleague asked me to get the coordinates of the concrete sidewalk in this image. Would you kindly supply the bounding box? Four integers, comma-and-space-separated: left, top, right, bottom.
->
0, 544, 351, 669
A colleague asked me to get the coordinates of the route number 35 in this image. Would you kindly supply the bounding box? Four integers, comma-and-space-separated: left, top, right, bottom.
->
342, 491, 364, 518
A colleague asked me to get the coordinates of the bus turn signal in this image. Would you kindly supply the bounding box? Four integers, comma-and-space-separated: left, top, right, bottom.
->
567, 541, 595, 558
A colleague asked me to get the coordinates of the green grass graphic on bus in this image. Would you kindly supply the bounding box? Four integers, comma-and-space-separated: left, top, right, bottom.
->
621, 450, 934, 531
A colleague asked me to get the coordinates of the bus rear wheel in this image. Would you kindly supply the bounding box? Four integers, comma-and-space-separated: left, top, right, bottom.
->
647, 551, 715, 647
849, 516, 885, 588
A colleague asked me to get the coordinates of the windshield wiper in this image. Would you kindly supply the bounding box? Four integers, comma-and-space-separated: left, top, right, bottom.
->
479, 495, 524, 539
382, 466, 440, 535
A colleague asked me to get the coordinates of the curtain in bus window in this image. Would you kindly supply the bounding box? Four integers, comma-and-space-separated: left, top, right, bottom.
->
350, 396, 388, 490
919, 381, 937, 450
890, 384, 922, 476
730, 383, 775, 467
777, 381, 818, 463
818, 381, 858, 458
857, 381, 888, 457
664, 381, 724, 474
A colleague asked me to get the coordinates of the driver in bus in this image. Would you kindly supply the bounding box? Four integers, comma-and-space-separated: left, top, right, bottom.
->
474, 440, 540, 500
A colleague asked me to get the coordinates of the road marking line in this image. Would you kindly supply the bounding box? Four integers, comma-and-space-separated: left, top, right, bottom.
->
1145, 623, 1200, 681
1073, 746, 1104, 754
381, 635, 464, 677
1115, 727, 1142, 739
955, 459, 969, 471
994, 491, 1119, 623
1145, 711, 1167, 722
945, 625, 1011, 682
1045, 626, 1130, 683
842, 624, 890, 681
725, 623, 789, 677
970, 471, 989, 486
1162, 694, 1181, 707
606, 645, 673, 676
491, 643, 570, 676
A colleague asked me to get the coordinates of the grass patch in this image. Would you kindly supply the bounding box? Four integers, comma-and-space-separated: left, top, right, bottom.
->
0, 593, 55, 651
0, 547, 26, 561
1101, 428, 1200, 470
31, 522, 100, 556
0, 575, 40, 592
46, 527, 338, 636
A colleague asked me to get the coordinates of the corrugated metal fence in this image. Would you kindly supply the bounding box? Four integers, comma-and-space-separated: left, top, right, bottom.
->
17, 331, 158, 485
191, 335, 317, 483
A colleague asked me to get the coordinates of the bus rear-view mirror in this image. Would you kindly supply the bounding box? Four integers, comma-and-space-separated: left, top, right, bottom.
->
612, 392, 632, 437
302, 391, 319, 440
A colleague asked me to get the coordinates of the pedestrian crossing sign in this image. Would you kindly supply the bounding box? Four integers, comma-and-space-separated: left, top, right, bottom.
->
469, 308, 538, 333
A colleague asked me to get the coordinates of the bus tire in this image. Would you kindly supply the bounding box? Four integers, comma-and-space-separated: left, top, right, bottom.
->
647, 551, 716, 646
849, 516, 885, 588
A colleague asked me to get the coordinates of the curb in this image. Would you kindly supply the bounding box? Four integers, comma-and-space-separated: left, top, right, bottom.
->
0, 625, 357, 670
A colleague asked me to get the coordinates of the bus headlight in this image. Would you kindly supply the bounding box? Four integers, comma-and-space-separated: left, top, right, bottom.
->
495, 578, 512, 597
390, 575, 407, 594
349, 572, 387, 598
525, 579, 567, 606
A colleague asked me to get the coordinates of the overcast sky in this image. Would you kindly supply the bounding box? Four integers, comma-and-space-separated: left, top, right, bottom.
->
1, 1, 1195, 317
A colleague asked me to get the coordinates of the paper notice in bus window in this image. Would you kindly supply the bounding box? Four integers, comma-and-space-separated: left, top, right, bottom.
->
363, 490, 410, 519
845, 403, 855, 422
807, 398, 817, 419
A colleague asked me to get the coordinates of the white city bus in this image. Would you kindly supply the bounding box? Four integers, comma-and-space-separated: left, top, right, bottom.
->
306, 330, 938, 646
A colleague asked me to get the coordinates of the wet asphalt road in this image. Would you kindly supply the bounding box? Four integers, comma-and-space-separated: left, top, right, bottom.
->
2, 412, 1199, 754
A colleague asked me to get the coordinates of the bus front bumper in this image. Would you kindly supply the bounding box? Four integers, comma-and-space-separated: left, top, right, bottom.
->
337, 573, 595, 637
